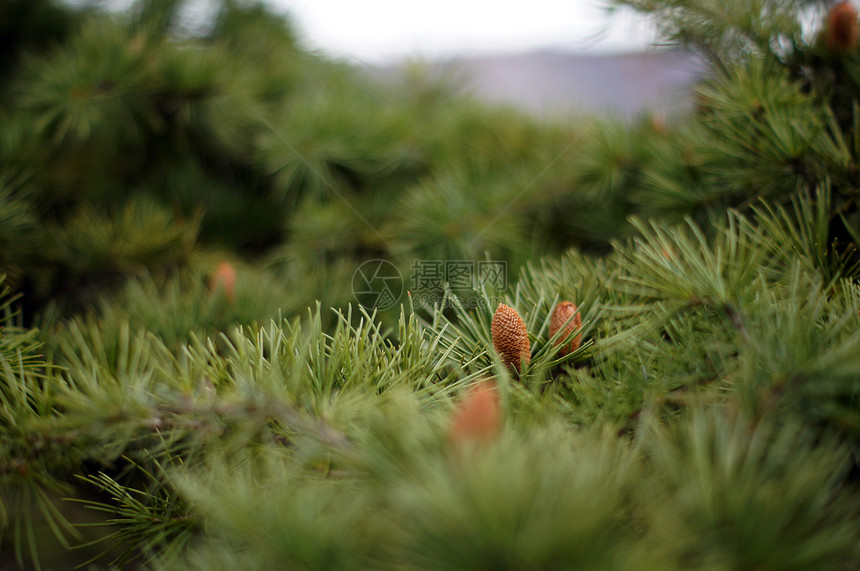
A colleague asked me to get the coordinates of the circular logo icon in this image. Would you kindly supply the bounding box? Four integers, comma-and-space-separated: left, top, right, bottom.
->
351, 259, 403, 311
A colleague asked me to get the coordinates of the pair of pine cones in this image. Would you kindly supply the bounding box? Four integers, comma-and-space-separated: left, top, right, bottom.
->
491, 302, 581, 372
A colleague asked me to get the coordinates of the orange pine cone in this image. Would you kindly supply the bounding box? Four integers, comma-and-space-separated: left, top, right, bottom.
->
211, 261, 237, 302
826, 1, 859, 54
491, 303, 530, 372
549, 301, 582, 356
448, 380, 501, 446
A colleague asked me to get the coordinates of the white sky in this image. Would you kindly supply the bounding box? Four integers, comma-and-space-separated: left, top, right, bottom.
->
264, 0, 659, 63
98, 0, 660, 63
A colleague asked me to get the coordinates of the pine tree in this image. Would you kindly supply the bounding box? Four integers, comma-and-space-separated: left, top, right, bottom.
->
0, 0, 859, 569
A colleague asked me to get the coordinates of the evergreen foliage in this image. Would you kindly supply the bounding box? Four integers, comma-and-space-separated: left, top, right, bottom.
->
0, 0, 859, 568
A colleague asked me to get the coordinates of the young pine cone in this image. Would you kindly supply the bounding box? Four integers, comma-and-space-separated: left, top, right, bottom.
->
549, 301, 582, 356
491, 303, 530, 372
826, 1, 859, 54
448, 380, 501, 447
211, 261, 237, 303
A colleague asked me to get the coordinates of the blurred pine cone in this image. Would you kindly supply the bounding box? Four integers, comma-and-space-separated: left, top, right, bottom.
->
826, 1, 859, 54
549, 301, 582, 356
449, 380, 501, 447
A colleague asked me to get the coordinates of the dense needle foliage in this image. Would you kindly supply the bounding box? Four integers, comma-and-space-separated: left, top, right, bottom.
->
0, 0, 859, 568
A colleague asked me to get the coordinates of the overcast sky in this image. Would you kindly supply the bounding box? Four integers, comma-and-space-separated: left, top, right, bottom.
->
97, 0, 659, 62
264, 0, 659, 63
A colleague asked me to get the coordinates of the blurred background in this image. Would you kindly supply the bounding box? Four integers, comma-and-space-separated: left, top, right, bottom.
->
102, 0, 659, 59
84, 0, 701, 116
0, 0, 706, 345
265, 0, 657, 61
275, 0, 700, 117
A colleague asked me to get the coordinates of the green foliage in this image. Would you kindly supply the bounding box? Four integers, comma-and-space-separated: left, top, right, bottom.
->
613, 0, 807, 67
0, 176, 40, 287
2, 0, 860, 568
385, 168, 532, 262
642, 410, 859, 571
71, 459, 197, 569
44, 197, 198, 276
